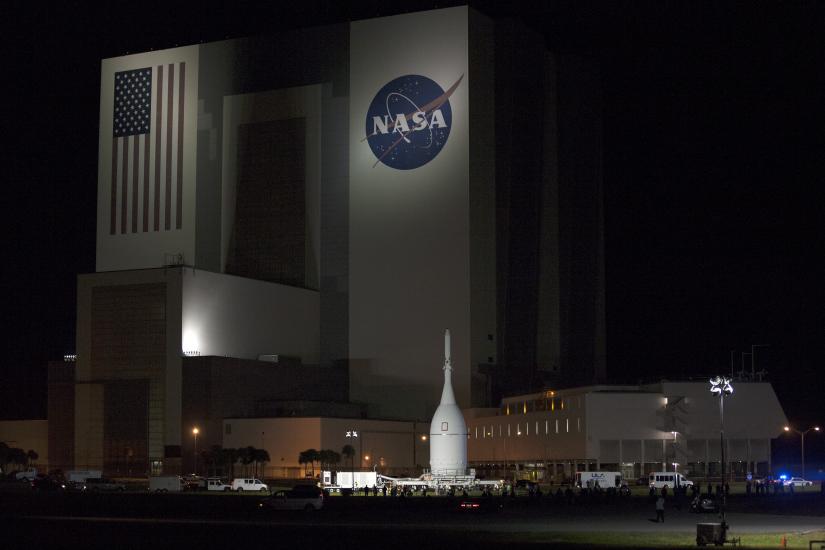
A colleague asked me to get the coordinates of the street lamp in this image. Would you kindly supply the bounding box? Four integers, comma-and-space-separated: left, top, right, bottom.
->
192, 427, 200, 475
783, 425, 820, 480
709, 376, 733, 525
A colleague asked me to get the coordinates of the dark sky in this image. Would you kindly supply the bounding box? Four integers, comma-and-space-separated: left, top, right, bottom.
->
3, 2, 824, 461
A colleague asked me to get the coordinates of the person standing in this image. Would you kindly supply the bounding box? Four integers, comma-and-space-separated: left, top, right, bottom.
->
655, 495, 665, 523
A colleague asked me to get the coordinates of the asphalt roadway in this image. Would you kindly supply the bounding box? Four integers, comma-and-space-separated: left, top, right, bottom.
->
2, 491, 823, 549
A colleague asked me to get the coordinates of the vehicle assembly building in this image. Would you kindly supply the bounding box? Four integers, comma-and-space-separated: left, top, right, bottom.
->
28, 5, 608, 476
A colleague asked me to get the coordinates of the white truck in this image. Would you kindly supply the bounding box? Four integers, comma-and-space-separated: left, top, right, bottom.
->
575, 471, 623, 489
67, 470, 102, 483
149, 475, 183, 493
14, 468, 38, 481
649, 471, 693, 490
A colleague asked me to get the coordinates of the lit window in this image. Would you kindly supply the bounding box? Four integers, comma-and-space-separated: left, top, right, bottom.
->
499, 425, 502, 437
577, 418, 580, 432
475, 426, 478, 439
508, 424, 511, 437
523, 402, 527, 414
561, 399, 565, 410
490, 424, 494, 438
545, 420, 549, 435
535, 421, 539, 435
551, 399, 554, 411
555, 420, 559, 434
566, 419, 569, 433
526, 423, 529, 435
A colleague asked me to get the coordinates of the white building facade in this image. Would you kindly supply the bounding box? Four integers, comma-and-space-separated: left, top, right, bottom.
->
466, 381, 788, 482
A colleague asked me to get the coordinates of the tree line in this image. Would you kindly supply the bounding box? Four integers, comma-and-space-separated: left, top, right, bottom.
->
199, 445, 270, 478
0, 442, 39, 474
299, 445, 356, 477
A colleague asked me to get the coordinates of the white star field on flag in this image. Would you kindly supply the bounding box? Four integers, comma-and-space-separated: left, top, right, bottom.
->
113, 68, 152, 137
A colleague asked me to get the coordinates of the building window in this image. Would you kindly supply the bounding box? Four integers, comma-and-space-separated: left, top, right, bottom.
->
551, 399, 555, 411
507, 424, 511, 437
545, 420, 549, 435
555, 420, 559, 434
475, 426, 478, 439
526, 422, 529, 435
490, 425, 494, 438
566, 419, 569, 433
577, 418, 581, 432
225, 424, 231, 435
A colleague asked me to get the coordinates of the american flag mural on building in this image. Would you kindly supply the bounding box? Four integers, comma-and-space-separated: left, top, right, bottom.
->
110, 62, 185, 234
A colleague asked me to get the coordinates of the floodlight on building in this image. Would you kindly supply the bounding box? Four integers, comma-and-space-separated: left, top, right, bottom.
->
63, 354, 77, 362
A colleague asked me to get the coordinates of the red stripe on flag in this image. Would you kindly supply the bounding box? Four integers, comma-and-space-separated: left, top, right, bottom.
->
131, 135, 139, 233
176, 62, 185, 230
165, 63, 174, 231
110, 137, 118, 235
154, 65, 163, 232
121, 135, 129, 234
143, 133, 150, 232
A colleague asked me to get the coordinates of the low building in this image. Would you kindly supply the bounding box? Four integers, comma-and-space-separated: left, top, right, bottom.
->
466, 381, 787, 482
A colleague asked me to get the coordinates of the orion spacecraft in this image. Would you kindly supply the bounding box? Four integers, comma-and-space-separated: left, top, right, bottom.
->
429, 329, 468, 475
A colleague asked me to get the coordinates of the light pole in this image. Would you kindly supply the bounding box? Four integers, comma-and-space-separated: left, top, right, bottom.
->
783, 425, 820, 480
192, 427, 200, 475
345, 429, 359, 489
709, 376, 733, 525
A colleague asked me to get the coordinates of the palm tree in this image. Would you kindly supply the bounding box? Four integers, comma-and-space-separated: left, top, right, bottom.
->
221, 448, 239, 479
253, 448, 270, 478
239, 446, 255, 477
26, 450, 39, 468
306, 448, 319, 477
341, 444, 355, 487
298, 450, 310, 477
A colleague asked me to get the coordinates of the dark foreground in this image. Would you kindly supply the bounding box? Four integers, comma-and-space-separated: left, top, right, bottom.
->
2, 491, 823, 549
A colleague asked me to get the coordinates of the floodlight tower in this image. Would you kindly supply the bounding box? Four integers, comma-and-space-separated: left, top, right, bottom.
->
709, 376, 733, 525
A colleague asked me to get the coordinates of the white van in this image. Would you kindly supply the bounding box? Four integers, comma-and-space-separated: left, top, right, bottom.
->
576, 471, 623, 489
649, 472, 693, 489
231, 478, 269, 492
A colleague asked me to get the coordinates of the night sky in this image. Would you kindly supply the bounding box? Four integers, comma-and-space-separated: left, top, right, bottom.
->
3, 1, 823, 461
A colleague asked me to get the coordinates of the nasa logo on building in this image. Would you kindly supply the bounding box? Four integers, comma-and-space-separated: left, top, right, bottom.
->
364, 74, 463, 170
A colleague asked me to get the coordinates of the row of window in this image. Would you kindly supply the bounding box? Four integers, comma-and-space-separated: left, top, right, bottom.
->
470, 418, 581, 439
500, 395, 583, 416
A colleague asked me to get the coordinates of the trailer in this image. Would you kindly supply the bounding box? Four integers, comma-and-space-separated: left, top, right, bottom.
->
575, 471, 623, 489
321, 471, 380, 492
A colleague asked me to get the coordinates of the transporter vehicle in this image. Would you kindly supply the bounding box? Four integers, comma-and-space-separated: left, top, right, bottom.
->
575, 471, 623, 489
260, 484, 324, 511
649, 472, 693, 490
232, 478, 269, 492
149, 475, 183, 493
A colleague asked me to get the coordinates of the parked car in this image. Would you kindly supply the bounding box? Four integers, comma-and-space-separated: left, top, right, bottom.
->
783, 477, 813, 487
182, 475, 206, 491
14, 468, 38, 481
232, 478, 268, 492
260, 485, 323, 511
207, 478, 232, 492
690, 496, 719, 513
85, 477, 126, 492
31, 476, 67, 492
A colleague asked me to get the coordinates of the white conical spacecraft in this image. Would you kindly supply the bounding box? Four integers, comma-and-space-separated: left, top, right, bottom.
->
429, 329, 468, 476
